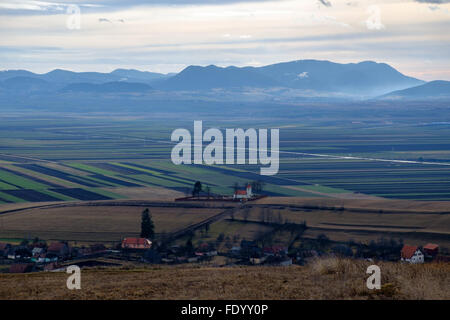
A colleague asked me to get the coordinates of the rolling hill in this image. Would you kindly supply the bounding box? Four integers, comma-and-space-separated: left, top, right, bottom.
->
379, 80, 450, 100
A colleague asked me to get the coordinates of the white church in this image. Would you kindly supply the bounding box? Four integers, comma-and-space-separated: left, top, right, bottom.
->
233, 184, 253, 200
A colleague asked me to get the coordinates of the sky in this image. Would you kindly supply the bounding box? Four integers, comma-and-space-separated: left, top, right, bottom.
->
0, 0, 449, 80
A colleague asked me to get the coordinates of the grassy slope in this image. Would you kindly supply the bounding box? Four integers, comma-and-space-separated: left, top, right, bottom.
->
0, 258, 448, 300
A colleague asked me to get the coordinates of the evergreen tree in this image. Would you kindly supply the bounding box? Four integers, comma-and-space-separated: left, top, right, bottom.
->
192, 181, 202, 198
185, 237, 194, 255
140, 208, 155, 239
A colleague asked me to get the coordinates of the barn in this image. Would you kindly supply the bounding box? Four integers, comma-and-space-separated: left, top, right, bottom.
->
423, 243, 439, 257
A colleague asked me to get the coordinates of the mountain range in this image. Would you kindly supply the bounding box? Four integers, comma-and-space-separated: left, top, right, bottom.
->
0, 60, 448, 107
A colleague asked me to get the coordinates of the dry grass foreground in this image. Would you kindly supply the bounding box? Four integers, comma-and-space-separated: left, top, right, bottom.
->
0, 258, 448, 300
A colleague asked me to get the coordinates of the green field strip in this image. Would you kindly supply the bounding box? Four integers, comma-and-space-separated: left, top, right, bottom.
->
111, 162, 163, 176
112, 162, 200, 185
0, 169, 49, 190
66, 163, 120, 177
84, 176, 124, 188
376, 192, 450, 197
85, 188, 125, 199
70, 175, 117, 187
297, 184, 350, 194
7, 165, 80, 188
65, 163, 148, 187
0, 191, 26, 203
266, 184, 325, 197
37, 189, 78, 201
0, 180, 18, 190
147, 162, 250, 185
171, 170, 248, 187
128, 174, 190, 188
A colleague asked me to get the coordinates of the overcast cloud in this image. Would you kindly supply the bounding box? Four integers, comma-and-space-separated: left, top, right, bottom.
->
0, 0, 449, 80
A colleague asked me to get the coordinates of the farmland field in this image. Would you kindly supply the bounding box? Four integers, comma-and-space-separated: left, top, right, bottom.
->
0, 111, 450, 248
0, 202, 225, 242
1, 113, 450, 205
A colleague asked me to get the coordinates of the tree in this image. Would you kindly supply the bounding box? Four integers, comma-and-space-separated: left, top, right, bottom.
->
266, 208, 273, 223
192, 181, 202, 198
140, 208, 155, 239
216, 233, 225, 244
259, 208, 265, 223
317, 234, 330, 248
251, 180, 264, 193
276, 212, 283, 224
185, 237, 194, 255
205, 186, 211, 199
242, 208, 250, 222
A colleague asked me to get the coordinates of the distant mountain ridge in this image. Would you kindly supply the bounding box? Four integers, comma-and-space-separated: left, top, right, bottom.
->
157, 60, 424, 96
0, 59, 444, 101
0, 68, 170, 86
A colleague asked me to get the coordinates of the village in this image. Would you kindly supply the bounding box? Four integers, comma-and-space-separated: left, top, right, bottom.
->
0, 182, 447, 274
0, 235, 445, 274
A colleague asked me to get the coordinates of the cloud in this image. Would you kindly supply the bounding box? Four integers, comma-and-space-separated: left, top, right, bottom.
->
318, 0, 332, 7
428, 4, 449, 12
415, 0, 450, 3
221, 34, 252, 39
0, 0, 276, 14
309, 13, 351, 28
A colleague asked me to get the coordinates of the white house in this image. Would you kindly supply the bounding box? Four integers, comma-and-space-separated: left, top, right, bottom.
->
233, 184, 253, 200
401, 245, 424, 264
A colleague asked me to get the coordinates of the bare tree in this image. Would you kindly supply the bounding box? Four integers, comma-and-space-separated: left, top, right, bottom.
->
266, 208, 273, 223
259, 208, 265, 223
276, 211, 283, 224
242, 208, 250, 222
205, 186, 211, 199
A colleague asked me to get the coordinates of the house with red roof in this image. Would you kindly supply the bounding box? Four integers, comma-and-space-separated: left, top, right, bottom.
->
233, 184, 252, 200
121, 238, 152, 250
401, 245, 424, 264
47, 242, 70, 258
263, 245, 288, 256
423, 243, 439, 257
